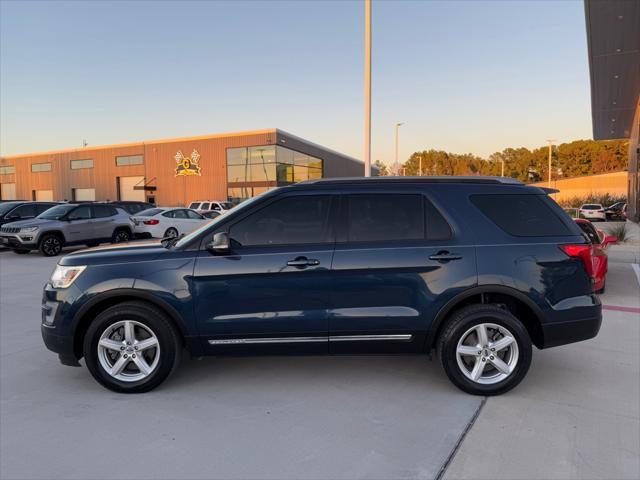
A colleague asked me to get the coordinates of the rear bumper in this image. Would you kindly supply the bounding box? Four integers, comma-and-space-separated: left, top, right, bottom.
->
540, 310, 602, 348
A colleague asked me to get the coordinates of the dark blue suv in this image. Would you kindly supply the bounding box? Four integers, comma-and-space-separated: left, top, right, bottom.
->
41, 177, 601, 395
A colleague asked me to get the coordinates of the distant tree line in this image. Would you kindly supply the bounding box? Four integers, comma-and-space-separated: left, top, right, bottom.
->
374, 139, 629, 182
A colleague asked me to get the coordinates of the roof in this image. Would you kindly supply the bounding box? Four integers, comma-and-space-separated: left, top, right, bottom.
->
0, 129, 277, 160
585, 0, 640, 140
298, 176, 525, 186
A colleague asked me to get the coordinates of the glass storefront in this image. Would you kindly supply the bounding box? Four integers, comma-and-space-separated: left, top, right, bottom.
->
226, 145, 323, 203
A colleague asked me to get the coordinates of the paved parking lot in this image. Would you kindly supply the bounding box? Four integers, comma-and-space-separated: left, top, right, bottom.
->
1, 246, 638, 480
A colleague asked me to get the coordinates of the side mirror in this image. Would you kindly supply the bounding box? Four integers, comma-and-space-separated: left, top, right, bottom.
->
604, 235, 617, 246
206, 232, 230, 253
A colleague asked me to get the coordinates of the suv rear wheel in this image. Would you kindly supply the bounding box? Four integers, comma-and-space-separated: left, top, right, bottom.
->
83, 301, 181, 393
438, 304, 532, 396
39, 233, 63, 256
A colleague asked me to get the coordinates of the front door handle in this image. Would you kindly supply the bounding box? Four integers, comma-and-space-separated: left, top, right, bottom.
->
287, 257, 320, 268
429, 251, 462, 262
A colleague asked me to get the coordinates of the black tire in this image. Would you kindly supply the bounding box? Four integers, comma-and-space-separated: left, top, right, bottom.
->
83, 301, 182, 393
164, 227, 178, 239
438, 304, 532, 396
12, 249, 30, 254
39, 233, 63, 256
111, 228, 131, 244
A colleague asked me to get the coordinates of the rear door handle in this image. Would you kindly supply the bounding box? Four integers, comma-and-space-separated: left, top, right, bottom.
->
429, 251, 462, 262
287, 257, 320, 268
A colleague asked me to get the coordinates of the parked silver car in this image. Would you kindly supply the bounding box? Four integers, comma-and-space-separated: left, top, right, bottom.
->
0, 203, 134, 256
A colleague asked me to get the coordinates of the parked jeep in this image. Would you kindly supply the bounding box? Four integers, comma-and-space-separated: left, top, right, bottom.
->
41, 177, 601, 395
1, 203, 133, 256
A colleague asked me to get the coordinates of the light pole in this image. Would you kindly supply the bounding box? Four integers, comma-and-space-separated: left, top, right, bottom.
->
395, 122, 404, 175
547, 139, 556, 187
364, 0, 372, 177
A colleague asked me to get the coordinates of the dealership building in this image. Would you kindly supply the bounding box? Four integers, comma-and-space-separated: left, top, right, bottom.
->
0, 129, 367, 205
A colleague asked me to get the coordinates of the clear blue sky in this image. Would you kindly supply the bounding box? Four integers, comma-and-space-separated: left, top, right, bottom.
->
0, 0, 592, 164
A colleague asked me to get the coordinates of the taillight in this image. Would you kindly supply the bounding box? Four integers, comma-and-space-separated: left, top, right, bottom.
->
559, 244, 595, 278
143, 219, 159, 225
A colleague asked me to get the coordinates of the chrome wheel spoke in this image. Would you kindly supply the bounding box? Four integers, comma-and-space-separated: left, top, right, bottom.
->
489, 355, 511, 375
110, 355, 129, 376
470, 358, 486, 381
133, 355, 151, 376
136, 337, 158, 351
475, 324, 489, 346
457, 345, 480, 356
99, 338, 123, 351
491, 335, 515, 352
123, 321, 136, 343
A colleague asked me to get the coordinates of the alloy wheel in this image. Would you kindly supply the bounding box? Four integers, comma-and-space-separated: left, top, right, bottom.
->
455, 322, 519, 384
42, 237, 62, 256
97, 320, 160, 382
114, 231, 130, 243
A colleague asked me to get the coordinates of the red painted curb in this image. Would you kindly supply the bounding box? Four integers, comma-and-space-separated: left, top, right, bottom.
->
602, 305, 640, 314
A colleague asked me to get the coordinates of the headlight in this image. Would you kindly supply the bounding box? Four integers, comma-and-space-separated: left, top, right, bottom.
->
50, 265, 86, 289
20, 226, 39, 233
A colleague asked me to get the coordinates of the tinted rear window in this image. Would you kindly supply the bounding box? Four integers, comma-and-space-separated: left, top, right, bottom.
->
471, 194, 571, 237
346, 194, 424, 242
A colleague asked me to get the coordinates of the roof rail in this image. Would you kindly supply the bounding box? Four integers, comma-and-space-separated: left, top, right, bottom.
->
297, 176, 524, 186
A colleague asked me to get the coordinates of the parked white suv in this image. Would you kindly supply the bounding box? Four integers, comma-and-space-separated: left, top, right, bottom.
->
187, 200, 233, 213
578, 204, 606, 221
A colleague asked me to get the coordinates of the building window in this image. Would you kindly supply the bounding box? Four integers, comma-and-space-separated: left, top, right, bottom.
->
71, 159, 93, 170
31, 163, 52, 172
0, 165, 16, 175
116, 155, 144, 166
72, 188, 96, 201
226, 145, 323, 202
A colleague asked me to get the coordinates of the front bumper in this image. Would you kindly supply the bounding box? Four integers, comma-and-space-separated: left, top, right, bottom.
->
0, 234, 37, 249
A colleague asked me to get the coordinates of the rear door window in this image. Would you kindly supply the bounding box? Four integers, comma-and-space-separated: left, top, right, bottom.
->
471, 194, 571, 237
345, 194, 424, 242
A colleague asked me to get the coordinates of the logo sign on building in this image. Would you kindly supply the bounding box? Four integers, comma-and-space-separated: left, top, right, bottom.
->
175, 149, 202, 176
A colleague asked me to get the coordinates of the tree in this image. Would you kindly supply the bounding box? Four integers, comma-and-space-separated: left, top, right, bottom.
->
373, 160, 389, 176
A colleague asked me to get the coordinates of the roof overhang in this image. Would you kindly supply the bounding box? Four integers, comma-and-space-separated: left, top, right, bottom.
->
585, 0, 640, 140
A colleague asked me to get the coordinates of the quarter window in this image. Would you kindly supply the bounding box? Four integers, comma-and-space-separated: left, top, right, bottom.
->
346, 194, 424, 242
71, 159, 93, 170
471, 194, 571, 237
230, 195, 333, 246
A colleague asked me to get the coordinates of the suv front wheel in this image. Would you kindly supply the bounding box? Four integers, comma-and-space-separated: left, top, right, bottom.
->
83, 301, 181, 393
39, 233, 64, 256
438, 304, 532, 396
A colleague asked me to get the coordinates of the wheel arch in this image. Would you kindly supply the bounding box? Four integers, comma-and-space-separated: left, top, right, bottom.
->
426, 285, 546, 352
71, 289, 193, 359
38, 230, 66, 245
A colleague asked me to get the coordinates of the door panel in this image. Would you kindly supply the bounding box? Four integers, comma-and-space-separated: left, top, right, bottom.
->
65, 205, 94, 242
193, 247, 333, 354
329, 244, 476, 353
192, 193, 337, 355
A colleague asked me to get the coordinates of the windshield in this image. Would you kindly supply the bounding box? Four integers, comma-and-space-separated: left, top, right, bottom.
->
0, 202, 21, 216
173, 190, 276, 249
37, 204, 75, 220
